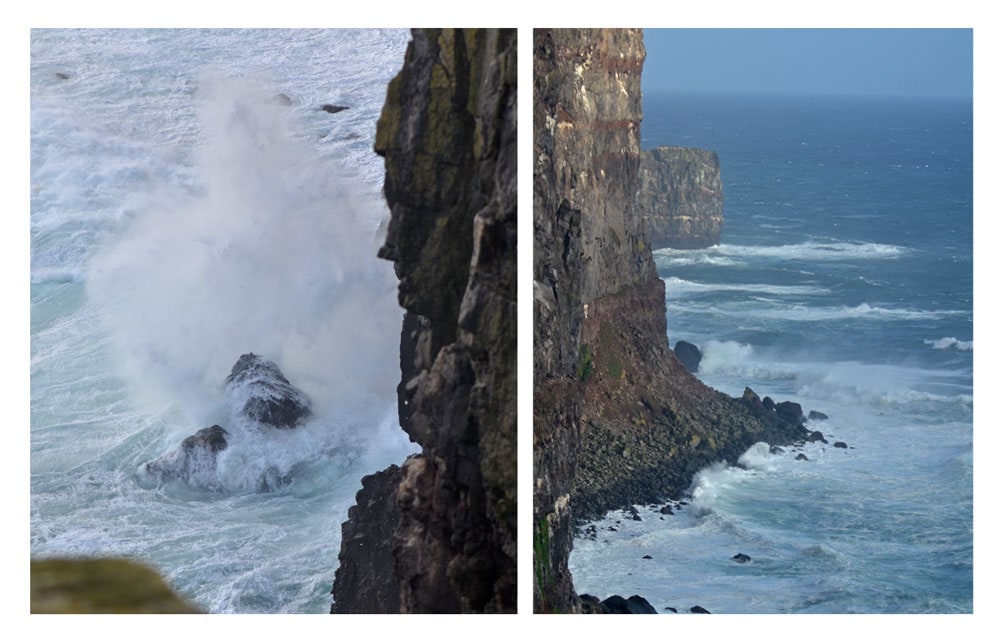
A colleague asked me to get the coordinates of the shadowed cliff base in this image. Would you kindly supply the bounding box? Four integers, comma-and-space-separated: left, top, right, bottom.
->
532, 28, 806, 613
331, 28, 516, 614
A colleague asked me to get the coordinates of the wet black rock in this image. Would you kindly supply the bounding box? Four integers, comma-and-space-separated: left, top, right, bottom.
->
320, 104, 350, 114
142, 425, 229, 491
225, 353, 311, 428
690, 605, 711, 614
673, 340, 702, 372
808, 410, 829, 420
834, 441, 848, 449
795, 453, 809, 461
731, 553, 751, 563
775, 401, 805, 426
642, 555, 653, 560
808, 430, 829, 444
602, 594, 657, 614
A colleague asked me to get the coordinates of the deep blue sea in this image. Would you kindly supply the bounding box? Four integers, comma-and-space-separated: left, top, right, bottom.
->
30, 29, 417, 613
569, 93, 973, 613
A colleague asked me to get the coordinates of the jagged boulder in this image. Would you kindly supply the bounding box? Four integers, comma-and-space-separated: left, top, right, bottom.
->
775, 401, 805, 426
225, 353, 311, 428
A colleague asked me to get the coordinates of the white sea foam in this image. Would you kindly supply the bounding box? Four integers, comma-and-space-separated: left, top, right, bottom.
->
663, 276, 828, 298
925, 337, 973, 351
655, 240, 907, 269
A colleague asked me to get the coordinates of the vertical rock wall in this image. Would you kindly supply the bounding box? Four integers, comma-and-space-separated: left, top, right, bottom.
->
533, 28, 806, 612
331, 28, 516, 614
533, 26, 649, 614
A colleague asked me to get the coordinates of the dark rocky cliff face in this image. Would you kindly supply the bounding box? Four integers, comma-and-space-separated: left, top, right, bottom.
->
533, 28, 805, 613
638, 146, 724, 249
331, 28, 516, 614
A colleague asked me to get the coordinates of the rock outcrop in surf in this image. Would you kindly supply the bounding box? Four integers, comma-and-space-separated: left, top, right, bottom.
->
140, 353, 311, 491
224, 353, 311, 429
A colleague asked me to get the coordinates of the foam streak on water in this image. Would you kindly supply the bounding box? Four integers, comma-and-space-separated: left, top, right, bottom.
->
30, 29, 415, 613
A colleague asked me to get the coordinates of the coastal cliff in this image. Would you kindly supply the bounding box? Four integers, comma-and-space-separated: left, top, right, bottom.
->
638, 146, 723, 249
331, 29, 516, 613
533, 28, 805, 613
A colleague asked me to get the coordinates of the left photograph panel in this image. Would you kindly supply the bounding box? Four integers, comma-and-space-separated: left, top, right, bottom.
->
30, 28, 516, 614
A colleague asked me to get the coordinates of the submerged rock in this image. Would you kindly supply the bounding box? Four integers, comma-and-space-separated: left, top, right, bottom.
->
731, 553, 752, 563
142, 425, 229, 491
320, 104, 349, 114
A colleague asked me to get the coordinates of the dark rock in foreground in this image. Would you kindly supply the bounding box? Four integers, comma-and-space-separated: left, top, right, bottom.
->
331, 465, 404, 613
332, 29, 517, 614
690, 605, 711, 614
731, 553, 751, 563
225, 353, 311, 428
674, 340, 702, 373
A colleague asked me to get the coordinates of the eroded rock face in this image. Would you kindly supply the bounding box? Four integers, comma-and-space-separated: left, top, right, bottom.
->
330, 465, 404, 613
532, 28, 806, 613
638, 146, 724, 249
331, 28, 517, 614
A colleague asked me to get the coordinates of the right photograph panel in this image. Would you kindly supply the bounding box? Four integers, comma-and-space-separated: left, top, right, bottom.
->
532, 28, 973, 614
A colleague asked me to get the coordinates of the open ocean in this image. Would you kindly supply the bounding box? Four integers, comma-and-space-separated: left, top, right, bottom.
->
569, 92, 974, 613
30, 28, 417, 613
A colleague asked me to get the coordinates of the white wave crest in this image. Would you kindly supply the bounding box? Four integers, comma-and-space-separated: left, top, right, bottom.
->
925, 337, 973, 351
663, 276, 829, 298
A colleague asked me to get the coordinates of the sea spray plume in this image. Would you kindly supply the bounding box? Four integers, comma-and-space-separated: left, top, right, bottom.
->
87, 74, 402, 430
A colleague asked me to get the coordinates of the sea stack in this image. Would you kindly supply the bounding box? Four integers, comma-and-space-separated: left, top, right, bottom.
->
638, 146, 724, 249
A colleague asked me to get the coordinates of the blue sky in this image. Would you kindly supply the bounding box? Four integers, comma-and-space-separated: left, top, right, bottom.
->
642, 29, 973, 99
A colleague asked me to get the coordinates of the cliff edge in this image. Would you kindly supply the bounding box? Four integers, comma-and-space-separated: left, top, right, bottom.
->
533, 28, 805, 613
331, 28, 516, 614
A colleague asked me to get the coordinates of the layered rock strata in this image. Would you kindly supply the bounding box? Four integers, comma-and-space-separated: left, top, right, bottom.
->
533, 28, 805, 613
638, 146, 723, 249
331, 28, 516, 614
